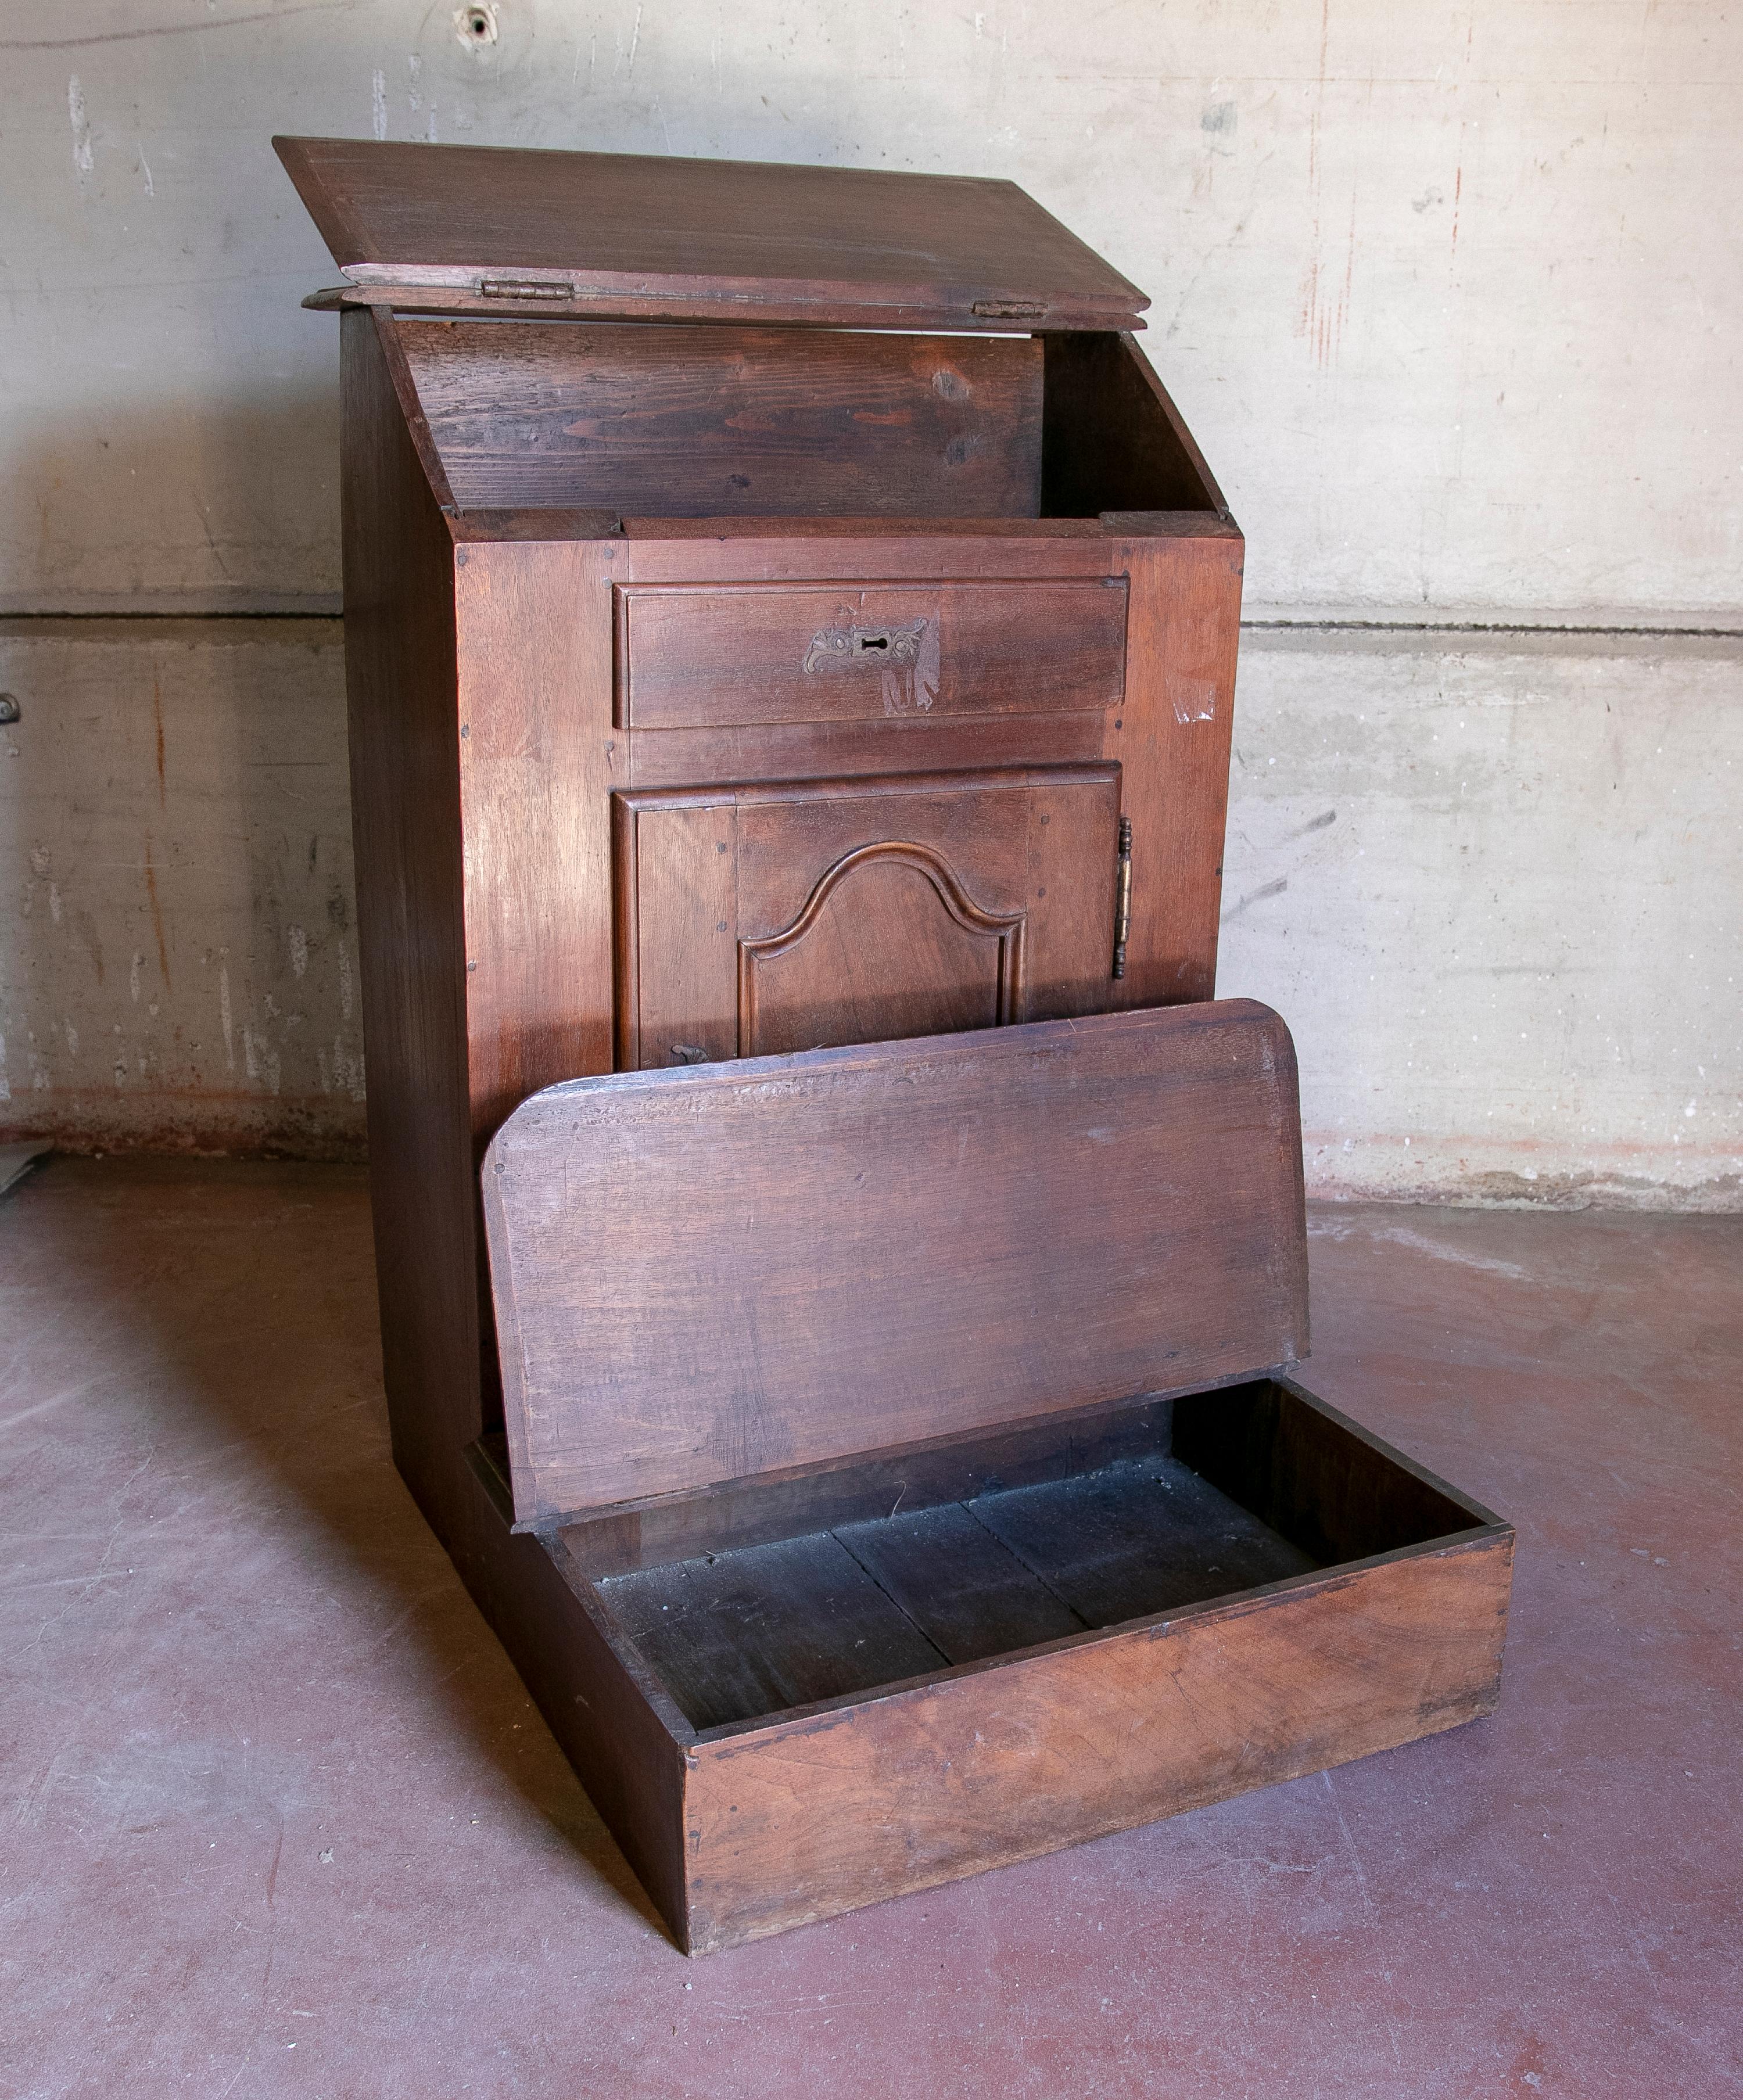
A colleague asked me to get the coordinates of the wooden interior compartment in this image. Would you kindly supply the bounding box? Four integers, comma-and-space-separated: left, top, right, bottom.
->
569, 1377, 1507, 1735
394, 317, 1223, 520
397, 318, 1043, 517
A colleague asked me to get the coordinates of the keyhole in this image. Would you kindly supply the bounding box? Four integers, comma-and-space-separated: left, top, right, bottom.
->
853, 633, 890, 656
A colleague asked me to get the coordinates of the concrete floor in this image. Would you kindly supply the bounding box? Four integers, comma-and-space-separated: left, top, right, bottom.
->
2, 1160, 1738, 2099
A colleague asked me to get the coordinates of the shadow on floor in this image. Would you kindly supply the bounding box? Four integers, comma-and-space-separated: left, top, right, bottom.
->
2, 1153, 664, 1939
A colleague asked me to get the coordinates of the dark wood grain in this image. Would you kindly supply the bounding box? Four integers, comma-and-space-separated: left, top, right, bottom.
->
1106, 532, 1244, 1008
835, 1503, 1086, 1663
599, 1532, 946, 1731
449, 507, 623, 542
273, 137, 1147, 331
398, 320, 1043, 518
454, 531, 619, 1143
616, 577, 1124, 727
969, 1453, 1317, 1627
557, 1394, 1186, 1577
591, 1437, 1320, 1734
613, 526, 1141, 574
468, 1490, 697, 1934
289, 151, 1322, 1963
1174, 1374, 1504, 1565
485, 1002, 1308, 1524
623, 711, 1109, 792
551, 1370, 1511, 1951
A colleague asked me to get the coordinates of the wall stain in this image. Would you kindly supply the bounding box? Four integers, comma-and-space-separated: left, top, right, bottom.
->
152, 674, 166, 807
142, 835, 171, 990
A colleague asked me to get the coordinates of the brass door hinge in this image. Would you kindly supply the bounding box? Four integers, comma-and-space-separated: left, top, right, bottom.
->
1112, 816, 1133, 979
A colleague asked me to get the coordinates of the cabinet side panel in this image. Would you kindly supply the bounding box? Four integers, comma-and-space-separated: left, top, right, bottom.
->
1112, 534, 1243, 1004
341, 308, 479, 1537
471, 1516, 693, 1946
1041, 332, 1227, 517
456, 537, 621, 1139
684, 1535, 1511, 1952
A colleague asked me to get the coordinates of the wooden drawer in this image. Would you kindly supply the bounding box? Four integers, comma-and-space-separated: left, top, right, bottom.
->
615, 578, 1128, 729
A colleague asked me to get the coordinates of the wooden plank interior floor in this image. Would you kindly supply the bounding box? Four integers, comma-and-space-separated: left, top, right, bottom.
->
599, 1455, 1320, 1729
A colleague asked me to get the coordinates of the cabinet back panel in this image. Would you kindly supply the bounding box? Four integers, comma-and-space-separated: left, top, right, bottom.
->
397, 318, 1043, 517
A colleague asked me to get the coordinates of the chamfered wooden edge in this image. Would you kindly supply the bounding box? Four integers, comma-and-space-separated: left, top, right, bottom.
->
489, 994, 1293, 1126
439, 513, 1240, 543
444, 512, 1237, 544
304, 279, 1149, 332
482, 1000, 1309, 1530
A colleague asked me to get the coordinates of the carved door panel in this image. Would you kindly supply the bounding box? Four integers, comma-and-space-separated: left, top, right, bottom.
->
614, 766, 1121, 1070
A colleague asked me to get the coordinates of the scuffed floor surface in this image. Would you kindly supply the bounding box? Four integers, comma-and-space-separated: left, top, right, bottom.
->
2, 1158, 1738, 2099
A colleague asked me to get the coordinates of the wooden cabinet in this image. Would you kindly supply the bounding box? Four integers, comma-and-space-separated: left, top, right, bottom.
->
277, 137, 1249, 1796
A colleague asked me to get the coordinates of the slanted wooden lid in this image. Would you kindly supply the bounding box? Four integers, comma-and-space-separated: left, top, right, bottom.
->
483, 1003, 1308, 1527
272, 137, 1147, 332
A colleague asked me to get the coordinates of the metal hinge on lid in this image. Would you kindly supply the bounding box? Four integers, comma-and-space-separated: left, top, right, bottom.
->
479, 278, 577, 301
1112, 817, 1133, 979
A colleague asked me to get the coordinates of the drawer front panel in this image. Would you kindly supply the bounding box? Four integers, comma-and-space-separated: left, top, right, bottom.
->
683, 1531, 1512, 1951
616, 579, 1128, 730
614, 764, 1121, 1072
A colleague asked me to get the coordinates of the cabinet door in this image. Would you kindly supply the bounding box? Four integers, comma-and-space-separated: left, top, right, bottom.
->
615, 766, 1121, 1069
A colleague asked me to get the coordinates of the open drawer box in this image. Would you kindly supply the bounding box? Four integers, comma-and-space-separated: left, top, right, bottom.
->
483, 1003, 1512, 1954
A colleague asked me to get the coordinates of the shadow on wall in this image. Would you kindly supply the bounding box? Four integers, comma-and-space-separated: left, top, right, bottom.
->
0, 401, 364, 1157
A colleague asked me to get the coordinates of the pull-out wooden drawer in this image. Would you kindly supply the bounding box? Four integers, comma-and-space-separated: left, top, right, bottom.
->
615, 579, 1128, 729
614, 764, 1121, 1069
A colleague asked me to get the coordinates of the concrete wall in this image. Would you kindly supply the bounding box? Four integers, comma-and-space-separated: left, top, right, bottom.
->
3, 2, 1739, 1204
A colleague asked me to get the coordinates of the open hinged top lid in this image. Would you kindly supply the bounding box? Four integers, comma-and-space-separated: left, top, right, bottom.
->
272, 137, 1148, 332
483, 1003, 1308, 1528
